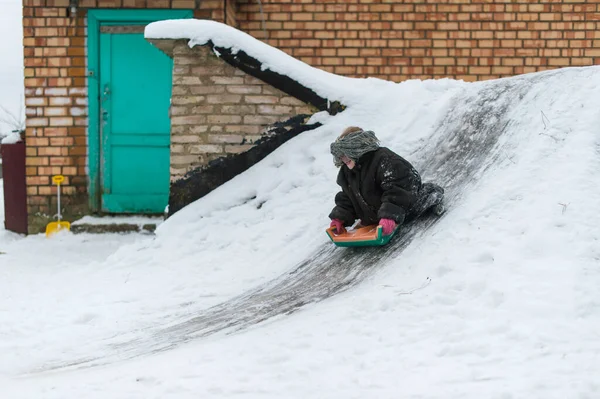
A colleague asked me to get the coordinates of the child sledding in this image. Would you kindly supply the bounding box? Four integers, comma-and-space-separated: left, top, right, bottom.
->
326, 127, 445, 247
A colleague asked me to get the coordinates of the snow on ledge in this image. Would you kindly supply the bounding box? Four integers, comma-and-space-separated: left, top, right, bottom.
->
1, 132, 22, 145
72, 215, 164, 226
144, 19, 394, 107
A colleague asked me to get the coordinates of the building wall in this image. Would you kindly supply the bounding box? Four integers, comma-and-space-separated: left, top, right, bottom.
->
237, 0, 600, 82
22, 0, 223, 233
164, 41, 315, 181
225, 0, 237, 27
22, 0, 600, 232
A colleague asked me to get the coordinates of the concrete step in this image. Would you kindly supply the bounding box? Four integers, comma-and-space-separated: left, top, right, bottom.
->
70, 215, 164, 234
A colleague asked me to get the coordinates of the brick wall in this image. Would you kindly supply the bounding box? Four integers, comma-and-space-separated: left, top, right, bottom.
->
23, 2, 88, 233
23, 0, 600, 232
22, 0, 223, 233
225, 0, 237, 27
237, 0, 600, 82
159, 41, 314, 181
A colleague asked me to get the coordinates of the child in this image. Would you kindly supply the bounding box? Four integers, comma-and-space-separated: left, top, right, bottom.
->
329, 126, 444, 235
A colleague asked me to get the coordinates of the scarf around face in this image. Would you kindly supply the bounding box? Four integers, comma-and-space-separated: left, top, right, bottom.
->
330, 129, 381, 167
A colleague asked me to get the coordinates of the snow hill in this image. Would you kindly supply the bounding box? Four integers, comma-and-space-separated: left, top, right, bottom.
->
1, 62, 599, 397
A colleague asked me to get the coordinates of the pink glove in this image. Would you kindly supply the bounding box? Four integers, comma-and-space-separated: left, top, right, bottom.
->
330, 219, 345, 234
379, 218, 397, 235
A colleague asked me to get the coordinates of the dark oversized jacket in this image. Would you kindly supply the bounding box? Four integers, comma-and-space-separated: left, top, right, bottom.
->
329, 147, 422, 226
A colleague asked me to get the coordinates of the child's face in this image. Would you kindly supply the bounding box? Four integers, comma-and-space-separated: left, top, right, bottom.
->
341, 155, 356, 169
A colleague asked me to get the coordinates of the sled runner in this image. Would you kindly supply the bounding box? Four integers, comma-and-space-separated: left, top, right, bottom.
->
326, 224, 399, 247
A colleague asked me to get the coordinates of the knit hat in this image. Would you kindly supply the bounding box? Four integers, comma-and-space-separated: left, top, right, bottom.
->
330, 128, 380, 167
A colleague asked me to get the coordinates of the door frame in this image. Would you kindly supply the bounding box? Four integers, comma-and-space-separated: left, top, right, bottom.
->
87, 9, 193, 213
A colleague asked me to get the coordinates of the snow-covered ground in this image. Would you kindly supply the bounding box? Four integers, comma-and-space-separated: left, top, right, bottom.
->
2, 20, 600, 399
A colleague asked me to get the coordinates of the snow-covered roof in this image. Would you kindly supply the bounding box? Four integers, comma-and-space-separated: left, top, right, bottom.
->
144, 19, 395, 109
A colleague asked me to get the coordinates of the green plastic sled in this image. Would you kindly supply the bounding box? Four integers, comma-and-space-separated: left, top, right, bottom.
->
326, 224, 399, 247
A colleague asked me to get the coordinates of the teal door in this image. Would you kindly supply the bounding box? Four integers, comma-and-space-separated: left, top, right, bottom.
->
88, 10, 192, 213
99, 31, 172, 213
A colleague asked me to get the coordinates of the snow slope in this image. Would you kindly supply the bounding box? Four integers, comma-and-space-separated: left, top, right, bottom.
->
1, 21, 600, 397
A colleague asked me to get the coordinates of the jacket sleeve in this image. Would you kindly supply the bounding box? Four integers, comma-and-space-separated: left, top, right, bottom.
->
376, 156, 421, 224
328, 190, 357, 226
328, 170, 357, 226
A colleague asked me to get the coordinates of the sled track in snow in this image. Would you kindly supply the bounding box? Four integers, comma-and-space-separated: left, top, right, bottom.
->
38, 74, 549, 373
